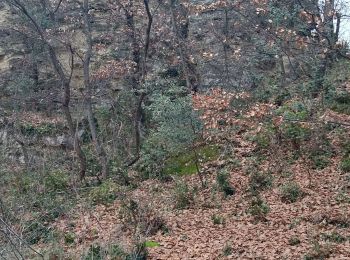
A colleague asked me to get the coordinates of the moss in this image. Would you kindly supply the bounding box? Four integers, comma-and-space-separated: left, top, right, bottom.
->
164, 145, 220, 176
144, 241, 160, 248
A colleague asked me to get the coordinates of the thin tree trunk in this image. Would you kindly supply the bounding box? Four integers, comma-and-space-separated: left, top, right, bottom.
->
170, 0, 192, 91
278, 53, 286, 87
133, 0, 153, 158
83, 0, 109, 179
223, 8, 231, 86
121, 0, 153, 166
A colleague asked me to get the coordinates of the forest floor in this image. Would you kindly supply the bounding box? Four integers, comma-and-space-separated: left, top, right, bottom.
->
37, 90, 350, 259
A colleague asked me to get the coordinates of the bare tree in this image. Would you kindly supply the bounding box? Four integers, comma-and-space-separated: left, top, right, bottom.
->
114, 0, 154, 165
169, 0, 199, 92
81, 0, 109, 179
5, 0, 87, 180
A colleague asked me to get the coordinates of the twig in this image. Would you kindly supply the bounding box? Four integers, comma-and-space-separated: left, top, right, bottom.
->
0, 218, 43, 258
0, 229, 23, 260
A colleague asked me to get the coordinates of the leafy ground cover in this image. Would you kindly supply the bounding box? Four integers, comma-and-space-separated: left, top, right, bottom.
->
29, 89, 350, 259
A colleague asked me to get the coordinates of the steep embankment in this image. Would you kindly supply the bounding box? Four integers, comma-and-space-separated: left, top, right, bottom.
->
48, 89, 350, 259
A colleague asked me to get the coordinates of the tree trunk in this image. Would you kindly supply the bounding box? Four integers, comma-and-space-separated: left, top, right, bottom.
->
118, 0, 153, 166
170, 0, 192, 92
83, 0, 109, 179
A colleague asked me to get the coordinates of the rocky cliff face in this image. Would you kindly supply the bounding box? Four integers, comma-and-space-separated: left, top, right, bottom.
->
0, 1, 257, 92
0, 4, 17, 74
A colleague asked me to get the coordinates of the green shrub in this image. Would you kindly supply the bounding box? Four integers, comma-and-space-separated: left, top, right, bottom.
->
212, 214, 225, 225
282, 123, 311, 143
216, 170, 235, 197
274, 90, 291, 106
340, 156, 350, 172
249, 171, 273, 194
222, 243, 233, 256
84, 242, 148, 260
327, 216, 349, 228
274, 102, 312, 147
321, 231, 346, 243
336, 191, 350, 204
230, 95, 254, 112
44, 170, 69, 192
42, 245, 67, 260
275, 101, 309, 121
23, 220, 51, 245
109, 244, 127, 258
15, 173, 38, 194
95, 106, 112, 124
127, 242, 148, 260
84, 146, 102, 176
310, 154, 331, 170
280, 181, 303, 203
173, 181, 194, 209
253, 132, 271, 150
89, 180, 119, 205
329, 92, 350, 115
23, 221, 49, 244
119, 199, 165, 236
84, 244, 103, 260
248, 195, 270, 220
64, 232, 75, 245
304, 241, 332, 260
288, 236, 301, 246
308, 137, 333, 170
341, 140, 350, 155
139, 86, 203, 178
